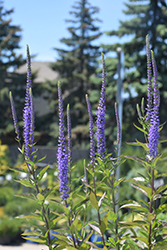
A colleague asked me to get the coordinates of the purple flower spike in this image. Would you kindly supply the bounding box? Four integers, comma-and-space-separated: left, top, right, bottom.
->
96, 53, 107, 159
9, 91, 20, 141
57, 82, 69, 200
146, 35, 153, 121
86, 94, 95, 170
23, 45, 34, 159
67, 104, 72, 168
148, 51, 160, 158
29, 88, 35, 153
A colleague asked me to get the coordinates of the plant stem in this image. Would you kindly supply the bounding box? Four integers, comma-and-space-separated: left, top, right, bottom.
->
65, 200, 77, 248
148, 168, 154, 250
110, 169, 120, 250
93, 174, 106, 247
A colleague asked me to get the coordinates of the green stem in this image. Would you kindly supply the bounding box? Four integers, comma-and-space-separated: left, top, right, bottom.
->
93, 174, 106, 247
148, 168, 154, 250
65, 200, 77, 248
110, 170, 120, 250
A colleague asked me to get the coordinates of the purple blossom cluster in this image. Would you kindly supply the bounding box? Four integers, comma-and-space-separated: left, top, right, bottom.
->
148, 51, 160, 158
23, 45, 35, 159
146, 36, 160, 158
86, 94, 95, 169
57, 82, 69, 200
96, 53, 107, 159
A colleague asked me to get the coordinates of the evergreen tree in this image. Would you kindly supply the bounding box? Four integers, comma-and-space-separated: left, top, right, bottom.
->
45, 0, 102, 147
0, 1, 26, 143
102, 0, 167, 142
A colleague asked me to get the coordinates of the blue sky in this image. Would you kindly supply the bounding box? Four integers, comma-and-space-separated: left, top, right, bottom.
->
4, 0, 127, 62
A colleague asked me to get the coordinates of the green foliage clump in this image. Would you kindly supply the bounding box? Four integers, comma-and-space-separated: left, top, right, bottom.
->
0, 187, 14, 206
4, 199, 40, 218
0, 218, 22, 239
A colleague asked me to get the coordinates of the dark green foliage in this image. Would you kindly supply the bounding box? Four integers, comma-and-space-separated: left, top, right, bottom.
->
102, 0, 167, 143
0, 1, 27, 143
44, 0, 102, 147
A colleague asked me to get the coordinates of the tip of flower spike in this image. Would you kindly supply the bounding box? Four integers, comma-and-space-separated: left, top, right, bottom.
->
151, 50, 154, 60
67, 103, 70, 111
101, 52, 104, 60
146, 34, 149, 42
9, 91, 12, 99
26, 44, 30, 55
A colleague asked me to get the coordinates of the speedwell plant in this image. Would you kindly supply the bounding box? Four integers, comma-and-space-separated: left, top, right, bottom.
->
9, 35, 167, 250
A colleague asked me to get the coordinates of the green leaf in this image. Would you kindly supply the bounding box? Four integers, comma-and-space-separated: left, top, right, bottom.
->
17, 214, 42, 221
133, 123, 147, 135
88, 223, 101, 235
120, 203, 148, 213
131, 183, 152, 199
22, 236, 46, 244
90, 191, 98, 210
108, 211, 117, 222
70, 216, 79, 233
15, 179, 35, 189
79, 231, 93, 250
37, 193, 45, 205
155, 184, 167, 195
22, 231, 43, 237
15, 193, 36, 201
132, 236, 148, 246
135, 139, 149, 150
114, 177, 125, 188
147, 212, 155, 223
38, 165, 50, 181
98, 192, 106, 208
156, 204, 167, 215
100, 212, 108, 234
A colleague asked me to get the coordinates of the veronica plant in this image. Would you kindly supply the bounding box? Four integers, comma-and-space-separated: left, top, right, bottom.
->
10, 46, 56, 250
86, 54, 125, 250
121, 35, 167, 249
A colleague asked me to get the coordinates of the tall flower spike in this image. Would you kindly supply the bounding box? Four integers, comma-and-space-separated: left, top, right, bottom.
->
86, 94, 95, 170
115, 102, 121, 152
146, 35, 153, 121
9, 91, 20, 141
148, 51, 160, 158
23, 45, 34, 159
96, 52, 107, 159
57, 82, 69, 201
29, 88, 35, 153
67, 104, 72, 168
